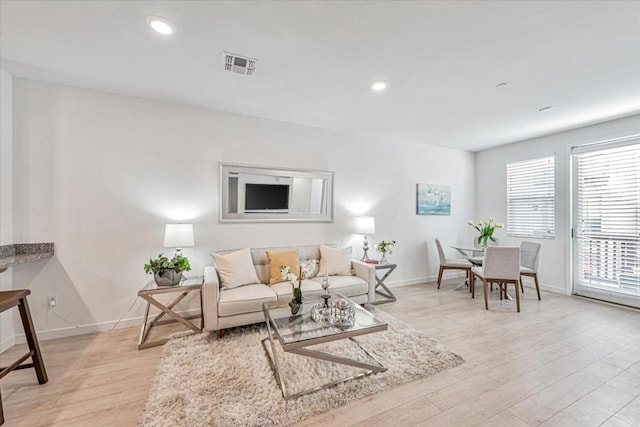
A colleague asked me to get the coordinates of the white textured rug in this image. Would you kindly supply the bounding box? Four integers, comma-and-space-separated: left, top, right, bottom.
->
139, 308, 463, 426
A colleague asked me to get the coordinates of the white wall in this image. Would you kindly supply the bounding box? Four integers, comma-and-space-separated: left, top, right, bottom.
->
475, 114, 640, 295
0, 68, 15, 351
10, 79, 475, 339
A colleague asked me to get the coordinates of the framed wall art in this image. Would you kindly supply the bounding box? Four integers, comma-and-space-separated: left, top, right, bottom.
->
416, 183, 451, 215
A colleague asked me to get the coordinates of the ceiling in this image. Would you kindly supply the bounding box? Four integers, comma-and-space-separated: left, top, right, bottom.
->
1, 1, 639, 152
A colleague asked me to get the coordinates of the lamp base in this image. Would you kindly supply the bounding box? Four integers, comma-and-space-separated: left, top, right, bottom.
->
360, 236, 372, 261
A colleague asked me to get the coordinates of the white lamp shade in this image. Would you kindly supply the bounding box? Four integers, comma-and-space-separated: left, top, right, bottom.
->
163, 224, 195, 248
355, 216, 376, 235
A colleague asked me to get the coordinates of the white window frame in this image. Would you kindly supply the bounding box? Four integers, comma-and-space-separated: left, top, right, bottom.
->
571, 136, 640, 306
506, 155, 555, 239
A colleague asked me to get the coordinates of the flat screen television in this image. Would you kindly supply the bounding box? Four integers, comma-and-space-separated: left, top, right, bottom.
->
245, 184, 289, 211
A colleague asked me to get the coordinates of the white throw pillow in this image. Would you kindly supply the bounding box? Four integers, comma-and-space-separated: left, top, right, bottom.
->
212, 247, 260, 289
319, 245, 353, 276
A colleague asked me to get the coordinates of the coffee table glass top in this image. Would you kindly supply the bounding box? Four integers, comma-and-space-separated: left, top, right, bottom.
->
263, 294, 387, 347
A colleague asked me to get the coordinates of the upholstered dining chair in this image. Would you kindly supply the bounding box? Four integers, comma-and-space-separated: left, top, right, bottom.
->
435, 238, 472, 289
471, 246, 521, 312
520, 241, 542, 300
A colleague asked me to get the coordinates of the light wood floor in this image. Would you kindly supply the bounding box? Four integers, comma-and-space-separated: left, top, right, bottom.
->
2, 280, 640, 426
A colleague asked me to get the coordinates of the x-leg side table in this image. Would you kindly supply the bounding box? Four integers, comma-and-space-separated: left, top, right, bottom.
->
372, 263, 397, 304
137, 277, 203, 349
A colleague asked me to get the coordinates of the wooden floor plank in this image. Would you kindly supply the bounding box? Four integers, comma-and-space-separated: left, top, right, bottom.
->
1, 279, 639, 426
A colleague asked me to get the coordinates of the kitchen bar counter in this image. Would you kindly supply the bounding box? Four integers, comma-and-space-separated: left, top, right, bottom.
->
0, 243, 54, 272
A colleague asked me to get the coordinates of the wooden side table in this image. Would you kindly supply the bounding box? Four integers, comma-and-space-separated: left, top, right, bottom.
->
138, 276, 204, 350
372, 263, 397, 304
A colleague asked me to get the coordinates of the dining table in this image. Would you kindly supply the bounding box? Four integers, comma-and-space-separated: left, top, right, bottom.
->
449, 245, 485, 266
449, 245, 515, 301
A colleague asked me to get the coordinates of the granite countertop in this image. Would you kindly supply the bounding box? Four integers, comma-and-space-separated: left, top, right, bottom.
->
0, 243, 55, 271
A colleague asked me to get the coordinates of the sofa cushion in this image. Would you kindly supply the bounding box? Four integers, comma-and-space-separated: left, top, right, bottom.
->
218, 284, 277, 317
319, 245, 353, 276
271, 276, 368, 301
212, 247, 260, 290
271, 279, 323, 300
266, 249, 300, 285
311, 275, 368, 298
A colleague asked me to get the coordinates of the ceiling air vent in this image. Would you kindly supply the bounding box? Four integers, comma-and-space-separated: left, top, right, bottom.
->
222, 51, 257, 76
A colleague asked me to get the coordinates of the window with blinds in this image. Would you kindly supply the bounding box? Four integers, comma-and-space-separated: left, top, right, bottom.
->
573, 141, 640, 299
506, 156, 555, 238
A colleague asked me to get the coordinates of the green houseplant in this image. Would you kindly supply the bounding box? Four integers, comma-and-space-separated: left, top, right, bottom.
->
144, 253, 192, 286
375, 240, 396, 264
468, 217, 504, 247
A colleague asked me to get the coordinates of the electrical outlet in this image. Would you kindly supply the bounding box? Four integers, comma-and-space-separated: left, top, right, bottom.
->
48, 295, 58, 308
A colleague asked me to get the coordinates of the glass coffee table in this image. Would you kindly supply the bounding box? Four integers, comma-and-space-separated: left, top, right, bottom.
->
262, 294, 387, 399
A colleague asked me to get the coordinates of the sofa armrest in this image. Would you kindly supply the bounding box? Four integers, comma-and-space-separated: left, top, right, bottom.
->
202, 266, 220, 331
351, 259, 376, 304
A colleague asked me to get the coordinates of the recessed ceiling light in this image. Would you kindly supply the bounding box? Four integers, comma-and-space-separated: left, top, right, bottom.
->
371, 81, 387, 91
495, 82, 508, 88
147, 16, 175, 35
539, 106, 554, 113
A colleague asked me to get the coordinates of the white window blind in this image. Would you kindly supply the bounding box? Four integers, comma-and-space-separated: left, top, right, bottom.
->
574, 141, 640, 297
507, 156, 555, 238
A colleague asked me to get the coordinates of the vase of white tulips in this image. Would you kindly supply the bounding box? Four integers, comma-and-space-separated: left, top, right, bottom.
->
468, 217, 504, 247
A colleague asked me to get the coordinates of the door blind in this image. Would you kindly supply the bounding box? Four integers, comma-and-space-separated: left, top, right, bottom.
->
507, 156, 555, 238
574, 141, 640, 297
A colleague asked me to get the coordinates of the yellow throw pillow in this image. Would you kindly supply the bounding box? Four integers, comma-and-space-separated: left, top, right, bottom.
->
266, 249, 300, 286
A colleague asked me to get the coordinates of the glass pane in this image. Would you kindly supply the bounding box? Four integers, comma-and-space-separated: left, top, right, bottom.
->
574, 142, 640, 302
264, 295, 386, 345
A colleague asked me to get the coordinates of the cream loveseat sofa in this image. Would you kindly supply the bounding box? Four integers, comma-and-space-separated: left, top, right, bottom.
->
203, 245, 376, 332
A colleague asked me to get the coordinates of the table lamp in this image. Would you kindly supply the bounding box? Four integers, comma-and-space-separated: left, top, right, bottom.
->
164, 223, 195, 257
355, 216, 376, 261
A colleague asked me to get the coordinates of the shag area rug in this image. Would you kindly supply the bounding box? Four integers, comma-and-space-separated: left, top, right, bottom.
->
139, 308, 463, 426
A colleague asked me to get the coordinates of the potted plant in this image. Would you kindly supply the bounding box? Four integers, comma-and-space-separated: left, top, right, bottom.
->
375, 240, 396, 264
468, 217, 504, 247
144, 253, 192, 286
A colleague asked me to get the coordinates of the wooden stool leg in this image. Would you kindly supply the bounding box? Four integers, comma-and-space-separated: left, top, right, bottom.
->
515, 281, 521, 313
437, 266, 444, 289
18, 296, 48, 384
1, 386, 4, 425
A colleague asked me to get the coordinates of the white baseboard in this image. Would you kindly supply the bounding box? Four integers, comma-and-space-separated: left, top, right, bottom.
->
384, 273, 568, 296
0, 334, 16, 353
539, 283, 568, 295
12, 308, 202, 344
386, 271, 466, 288
7, 276, 565, 346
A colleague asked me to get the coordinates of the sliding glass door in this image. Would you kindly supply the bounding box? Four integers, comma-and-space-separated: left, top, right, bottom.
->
572, 137, 640, 308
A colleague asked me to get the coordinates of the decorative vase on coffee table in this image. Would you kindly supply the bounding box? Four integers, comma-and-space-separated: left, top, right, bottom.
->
289, 286, 303, 315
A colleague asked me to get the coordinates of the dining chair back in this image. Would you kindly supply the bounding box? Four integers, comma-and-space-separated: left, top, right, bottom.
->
520, 241, 542, 300
483, 246, 520, 280
471, 246, 522, 311
434, 238, 472, 289
435, 238, 446, 264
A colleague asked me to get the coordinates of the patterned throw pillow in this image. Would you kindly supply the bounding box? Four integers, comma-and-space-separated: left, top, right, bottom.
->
300, 259, 319, 279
